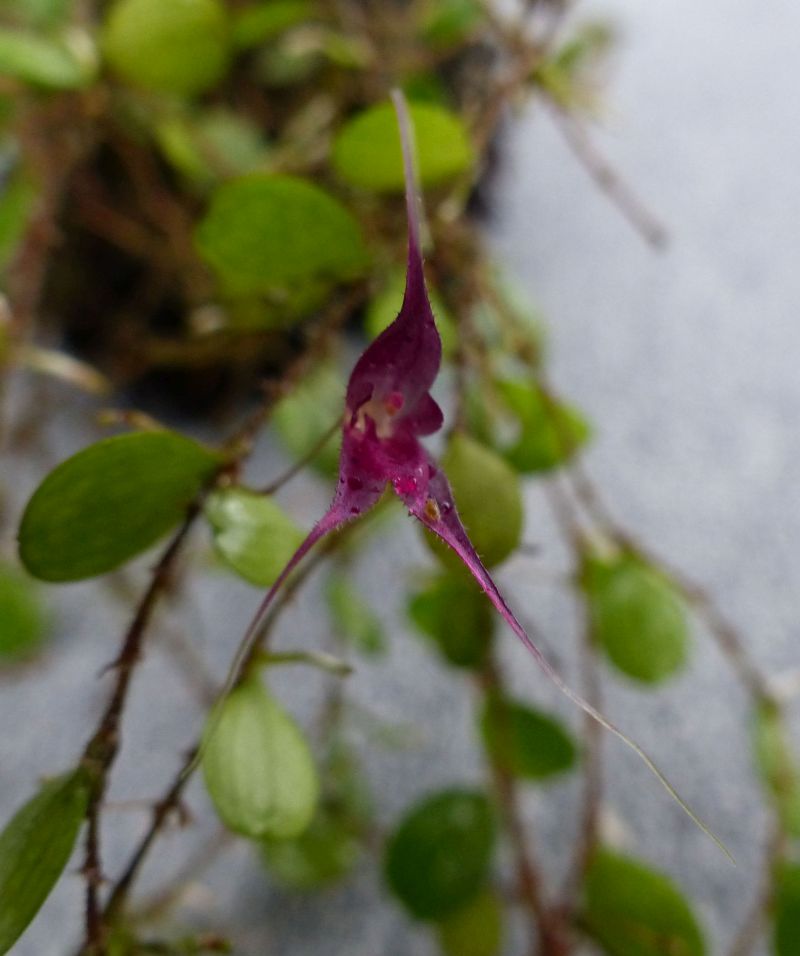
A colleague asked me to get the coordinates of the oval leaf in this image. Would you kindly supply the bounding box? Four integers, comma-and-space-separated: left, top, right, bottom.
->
261, 808, 360, 890
19, 431, 220, 582
436, 889, 503, 956
0, 561, 48, 662
0, 769, 90, 955
272, 362, 343, 477
232, 0, 314, 48
202, 679, 319, 839
775, 864, 800, 956
480, 696, 578, 781
333, 101, 474, 192
205, 488, 305, 587
103, 0, 229, 95
408, 570, 494, 669
426, 434, 523, 569
326, 571, 385, 656
0, 28, 92, 89
385, 789, 495, 920
195, 174, 367, 296
583, 554, 690, 684
752, 701, 800, 838
582, 849, 706, 956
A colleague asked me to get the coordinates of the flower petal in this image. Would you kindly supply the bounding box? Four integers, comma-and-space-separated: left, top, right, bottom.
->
401, 457, 729, 856
345, 92, 442, 423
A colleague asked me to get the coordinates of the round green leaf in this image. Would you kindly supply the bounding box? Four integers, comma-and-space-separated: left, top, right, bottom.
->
752, 701, 800, 838
426, 434, 523, 569
272, 362, 343, 477
491, 379, 590, 473
233, 0, 314, 48
0, 562, 48, 662
385, 789, 495, 920
436, 889, 503, 956
195, 174, 368, 297
205, 488, 305, 587
332, 101, 474, 192
582, 849, 706, 956
365, 269, 458, 356
408, 570, 494, 669
202, 679, 319, 839
775, 864, 800, 956
0, 28, 93, 89
480, 696, 578, 781
0, 769, 90, 955
583, 555, 689, 684
19, 431, 220, 582
261, 808, 360, 890
103, 0, 229, 95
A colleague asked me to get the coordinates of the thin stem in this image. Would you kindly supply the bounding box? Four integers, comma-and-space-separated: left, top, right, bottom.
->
257, 417, 340, 495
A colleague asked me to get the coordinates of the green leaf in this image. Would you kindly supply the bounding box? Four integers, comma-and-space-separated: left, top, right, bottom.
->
19, 431, 220, 582
583, 554, 690, 685
0, 168, 37, 271
752, 701, 800, 838
436, 889, 503, 956
385, 789, 495, 920
480, 696, 578, 781
261, 807, 360, 889
102, 0, 230, 95
408, 570, 493, 669
0, 28, 92, 89
426, 434, 523, 569
202, 678, 319, 839
205, 488, 305, 587
774, 864, 800, 956
0, 769, 90, 955
421, 0, 484, 50
0, 561, 48, 662
233, 1, 315, 48
582, 849, 706, 956
326, 570, 385, 655
332, 101, 474, 192
365, 269, 458, 356
272, 362, 343, 478
489, 380, 590, 473
195, 174, 367, 297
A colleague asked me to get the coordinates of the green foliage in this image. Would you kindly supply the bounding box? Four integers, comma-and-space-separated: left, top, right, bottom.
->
326, 570, 385, 655
205, 488, 305, 587
479, 696, 578, 781
582, 849, 706, 956
752, 701, 800, 837
774, 864, 800, 956
102, 0, 230, 95
365, 269, 458, 356
19, 431, 220, 582
427, 433, 523, 569
195, 175, 367, 298
421, 0, 484, 50
0, 769, 90, 955
385, 789, 495, 920
435, 889, 503, 956
0, 28, 94, 89
0, 561, 47, 661
202, 678, 319, 839
232, 1, 315, 48
408, 570, 494, 668
0, 168, 37, 272
261, 807, 360, 890
474, 379, 590, 473
582, 553, 690, 684
332, 101, 474, 192
272, 362, 343, 477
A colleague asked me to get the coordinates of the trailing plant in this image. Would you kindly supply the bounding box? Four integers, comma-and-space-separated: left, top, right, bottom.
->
0, 2, 794, 955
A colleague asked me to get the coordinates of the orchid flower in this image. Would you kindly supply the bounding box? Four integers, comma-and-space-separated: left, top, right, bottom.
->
223, 91, 725, 855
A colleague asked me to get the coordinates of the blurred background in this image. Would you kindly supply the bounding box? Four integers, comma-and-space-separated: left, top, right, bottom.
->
1, 1, 799, 954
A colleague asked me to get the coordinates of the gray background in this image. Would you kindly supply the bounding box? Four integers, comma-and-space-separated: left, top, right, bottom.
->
2, 0, 799, 952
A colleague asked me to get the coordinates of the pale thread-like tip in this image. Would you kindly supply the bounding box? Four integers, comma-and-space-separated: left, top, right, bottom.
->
390, 88, 423, 274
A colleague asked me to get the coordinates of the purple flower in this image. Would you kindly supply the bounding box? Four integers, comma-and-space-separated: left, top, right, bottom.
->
228, 92, 724, 853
